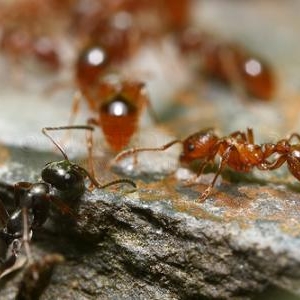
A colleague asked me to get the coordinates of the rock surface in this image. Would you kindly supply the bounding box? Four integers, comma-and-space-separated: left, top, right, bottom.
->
0, 148, 300, 299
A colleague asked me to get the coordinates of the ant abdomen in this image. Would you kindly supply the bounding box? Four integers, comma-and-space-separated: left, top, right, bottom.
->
287, 149, 300, 181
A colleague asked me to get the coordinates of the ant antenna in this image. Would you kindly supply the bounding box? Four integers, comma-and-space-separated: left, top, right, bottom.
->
43, 126, 136, 190
76, 165, 136, 189
98, 178, 137, 189
114, 139, 182, 162
42, 126, 94, 161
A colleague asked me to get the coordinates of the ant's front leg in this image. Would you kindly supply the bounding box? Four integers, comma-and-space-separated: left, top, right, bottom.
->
141, 89, 159, 123
86, 118, 100, 187
198, 145, 233, 202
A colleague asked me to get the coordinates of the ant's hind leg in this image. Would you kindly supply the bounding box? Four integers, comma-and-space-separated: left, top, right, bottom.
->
86, 119, 98, 189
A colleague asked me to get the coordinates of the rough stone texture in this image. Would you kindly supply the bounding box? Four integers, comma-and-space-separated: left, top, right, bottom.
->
0, 149, 300, 299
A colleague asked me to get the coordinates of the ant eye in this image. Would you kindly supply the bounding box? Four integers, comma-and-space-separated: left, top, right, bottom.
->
187, 143, 195, 151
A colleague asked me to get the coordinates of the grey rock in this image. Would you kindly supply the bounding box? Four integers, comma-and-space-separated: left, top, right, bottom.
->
0, 148, 300, 300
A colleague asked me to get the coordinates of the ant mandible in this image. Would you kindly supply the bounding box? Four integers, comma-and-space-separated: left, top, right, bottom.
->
0, 125, 136, 278
114, 128, 278, 201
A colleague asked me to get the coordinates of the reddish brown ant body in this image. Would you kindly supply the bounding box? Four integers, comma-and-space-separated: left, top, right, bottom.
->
178, 30, 275, 100
0, 0, 70, 72
76, 78, 155, 152
115, 128, 299, 201
74, 33, 158, 153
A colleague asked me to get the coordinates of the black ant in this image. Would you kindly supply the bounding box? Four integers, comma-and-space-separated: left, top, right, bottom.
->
0, 125, 136, 278
114, 128, 294, 201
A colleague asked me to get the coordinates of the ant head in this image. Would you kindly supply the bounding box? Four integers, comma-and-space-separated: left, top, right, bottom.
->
41, 160, 85, 202
97, 79, 145, 151
180, 129, 219, 164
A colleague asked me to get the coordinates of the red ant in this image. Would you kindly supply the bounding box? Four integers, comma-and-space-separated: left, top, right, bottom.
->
0, 0, 68, 72
114, 128, 296, 201
71, 76, 157, 153
178, 30, 276, 101
74, 0, 193, 79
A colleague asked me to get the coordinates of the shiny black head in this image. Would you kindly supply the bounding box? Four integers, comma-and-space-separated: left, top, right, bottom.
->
41, 160, 85, 202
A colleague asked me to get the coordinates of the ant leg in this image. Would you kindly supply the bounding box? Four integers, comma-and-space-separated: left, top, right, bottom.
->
77, 165, 137, 190
22, 208, 33, 265
199, 146, 233, 202
183, 160, 209, 187
229, 131, 247, 141
143, 93, 159, 123
0, 237, 24, 279
228, 128, 254, 144
114, 140, 182, 163
69, 91, 81, 126
97, 179, 137, 190
0, 251, 17, 278
86, 118, 100, 186
14, 182, 32, 207
60, 91, 82, 146
247, 128, 254, 144
258, 154, 286, 171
